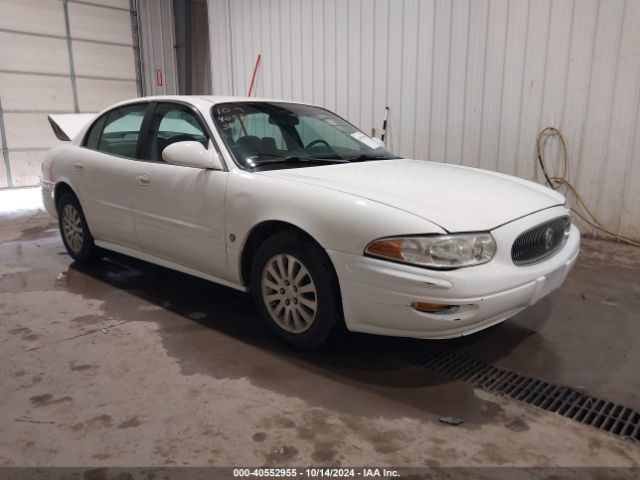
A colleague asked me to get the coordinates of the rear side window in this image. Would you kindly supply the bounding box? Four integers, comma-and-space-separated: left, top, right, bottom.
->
89, 104, 147, 159
85, 115, 106, 150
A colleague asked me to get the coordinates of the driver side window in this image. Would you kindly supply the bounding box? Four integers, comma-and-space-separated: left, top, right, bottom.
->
144, 104, 209, 162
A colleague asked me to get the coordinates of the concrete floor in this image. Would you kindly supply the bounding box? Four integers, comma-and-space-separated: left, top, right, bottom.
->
1, 201, 639, 468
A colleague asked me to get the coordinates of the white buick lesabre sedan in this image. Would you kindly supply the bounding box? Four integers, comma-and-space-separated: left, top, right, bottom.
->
42, 96, 580, 349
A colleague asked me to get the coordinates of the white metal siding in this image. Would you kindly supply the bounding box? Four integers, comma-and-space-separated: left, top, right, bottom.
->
208, 0, 640, 240
136, 0, 179, 96
0, 0, 139, 188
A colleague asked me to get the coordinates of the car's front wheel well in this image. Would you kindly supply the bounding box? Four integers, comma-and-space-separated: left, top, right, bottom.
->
54, 182, 77, 209
240, 221, 332, 288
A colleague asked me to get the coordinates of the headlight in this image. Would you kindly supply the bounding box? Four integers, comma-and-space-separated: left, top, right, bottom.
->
365, 233, 496, 269
564, 216, 571, 238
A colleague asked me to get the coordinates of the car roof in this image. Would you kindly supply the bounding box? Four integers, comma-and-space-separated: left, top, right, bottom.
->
106, 95, 317, 111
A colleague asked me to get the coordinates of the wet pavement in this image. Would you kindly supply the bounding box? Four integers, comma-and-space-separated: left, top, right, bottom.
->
1, 206, 639, 467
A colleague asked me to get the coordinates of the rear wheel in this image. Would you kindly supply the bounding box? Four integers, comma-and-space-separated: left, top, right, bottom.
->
57, 193, 100, 262
251, 231, 342, 350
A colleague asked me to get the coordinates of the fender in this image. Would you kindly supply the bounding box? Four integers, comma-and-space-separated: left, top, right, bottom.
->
225, 170, 446, 286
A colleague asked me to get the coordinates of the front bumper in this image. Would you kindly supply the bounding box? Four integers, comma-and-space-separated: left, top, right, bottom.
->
328, 206, 580, 339
41, 181, 57, 219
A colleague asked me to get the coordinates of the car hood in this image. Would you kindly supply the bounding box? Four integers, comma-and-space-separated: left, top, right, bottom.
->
258, 159, 565, 232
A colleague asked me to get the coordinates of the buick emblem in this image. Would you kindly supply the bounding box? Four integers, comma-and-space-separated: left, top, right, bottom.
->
543, 228, 554, 250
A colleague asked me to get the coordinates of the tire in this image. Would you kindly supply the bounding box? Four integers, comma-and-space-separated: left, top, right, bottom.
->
250, 231, 343, 350
57, 193, 101, 262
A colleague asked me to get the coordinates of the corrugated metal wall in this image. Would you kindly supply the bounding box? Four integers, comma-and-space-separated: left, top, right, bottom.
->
136, 0, 179, 96
0, 0, 140, 188
208, 0, 640, 240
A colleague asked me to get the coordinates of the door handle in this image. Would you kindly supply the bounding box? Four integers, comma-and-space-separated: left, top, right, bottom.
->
73, 162, 84, 172
136, 174, 151, 186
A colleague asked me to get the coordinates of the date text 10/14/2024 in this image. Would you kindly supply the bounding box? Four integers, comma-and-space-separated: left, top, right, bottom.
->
232, 468, 400, 478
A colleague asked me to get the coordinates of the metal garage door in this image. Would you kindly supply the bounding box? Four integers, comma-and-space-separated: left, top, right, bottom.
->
0, 0, 141, 188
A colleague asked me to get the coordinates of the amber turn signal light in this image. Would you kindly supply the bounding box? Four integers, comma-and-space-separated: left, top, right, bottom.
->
366, 239, 404, 260
411, 302, 459, 313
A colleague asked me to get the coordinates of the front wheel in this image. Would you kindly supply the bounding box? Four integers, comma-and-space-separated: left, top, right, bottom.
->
250, 231, 343, 350
57, 193, 101, 262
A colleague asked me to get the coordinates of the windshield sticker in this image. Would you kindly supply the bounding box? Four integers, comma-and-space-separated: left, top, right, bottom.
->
350, 131, 380, 149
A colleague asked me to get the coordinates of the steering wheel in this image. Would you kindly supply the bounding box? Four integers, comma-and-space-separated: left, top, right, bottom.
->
305, 139, 330, 149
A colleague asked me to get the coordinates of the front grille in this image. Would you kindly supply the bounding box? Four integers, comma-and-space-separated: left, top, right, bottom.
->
511, 216, 569, 265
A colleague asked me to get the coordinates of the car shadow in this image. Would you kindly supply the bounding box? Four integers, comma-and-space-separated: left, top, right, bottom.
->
65, 250, 558, 421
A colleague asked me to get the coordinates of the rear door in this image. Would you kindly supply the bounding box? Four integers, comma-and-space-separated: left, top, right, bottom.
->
131, 102, 228, 279
79, 102, 149, 248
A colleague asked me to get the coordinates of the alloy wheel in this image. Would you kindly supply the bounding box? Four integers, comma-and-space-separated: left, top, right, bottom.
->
261, 253, 318, 333
62, 204, 84, 253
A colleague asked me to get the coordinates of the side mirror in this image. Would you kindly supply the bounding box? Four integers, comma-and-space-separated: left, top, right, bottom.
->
371, 137, 386, 148
162, 141, 224, 170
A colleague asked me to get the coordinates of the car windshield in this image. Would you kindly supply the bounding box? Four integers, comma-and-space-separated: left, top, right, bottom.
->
211, 102, 400, 170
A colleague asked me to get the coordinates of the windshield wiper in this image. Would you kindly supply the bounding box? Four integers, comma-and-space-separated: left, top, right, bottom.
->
251, 156, 350, 167
345, 154, 401, 162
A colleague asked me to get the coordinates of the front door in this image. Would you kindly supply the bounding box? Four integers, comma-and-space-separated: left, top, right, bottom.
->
131, 102, 228, 280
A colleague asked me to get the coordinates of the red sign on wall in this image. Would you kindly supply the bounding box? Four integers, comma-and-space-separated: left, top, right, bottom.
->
155, 69, 163, 87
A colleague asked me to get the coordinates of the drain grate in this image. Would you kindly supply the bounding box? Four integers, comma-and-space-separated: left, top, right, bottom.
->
399, 345, 640, 441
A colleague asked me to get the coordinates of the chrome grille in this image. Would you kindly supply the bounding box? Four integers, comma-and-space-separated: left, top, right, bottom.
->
511, 216, 570, 265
